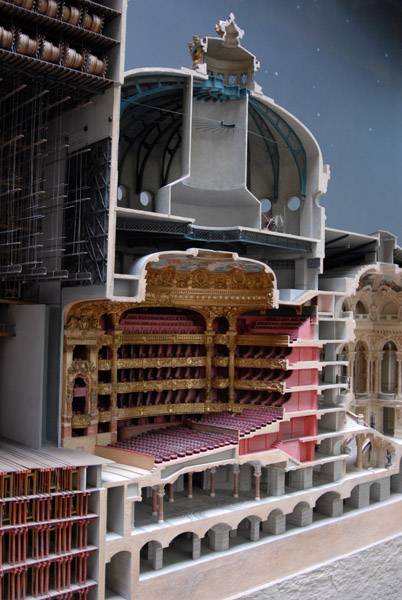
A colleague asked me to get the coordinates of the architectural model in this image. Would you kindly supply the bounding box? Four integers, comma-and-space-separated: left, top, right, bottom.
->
0, 9, 402, 600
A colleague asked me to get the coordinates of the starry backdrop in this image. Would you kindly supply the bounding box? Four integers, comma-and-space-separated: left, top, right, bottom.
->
124, 0, 402, 240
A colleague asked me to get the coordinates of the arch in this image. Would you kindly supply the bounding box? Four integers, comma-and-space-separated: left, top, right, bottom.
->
355, 300, 367, 315
381, 301, 398, 316
236, 516, 262, 542
286, 501, 313, 528
139, 540, 163, 573
164, 532, 201, 566
205, 522, 232, 553
262, 508, 286, 535
105, 550, 132, 599
381, 341, 397, 393
314, 491, 343, 518
72, 376, 89, 415
354, 341, 368, 394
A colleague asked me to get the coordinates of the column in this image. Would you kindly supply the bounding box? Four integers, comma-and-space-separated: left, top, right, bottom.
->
355, 433, 365, 469
254, 466, 261, 500
157, 485, 165, 524
168, 484, 174, 503
210, 468, 216, 497
152, 486, 158, 517
267, 466, 285, 496
187, 473, 193, 499
209, 526, 230, 552
348, 351, 356, 395
205, 332, 214, 403
227, 332, 237, 405
396, 353, 402, 397
148, 542, 163, 570
192, 536, 201, 560
288, 467, 313, 490
233, 464, 240, 498
249, 519, 260, 541
345, 482, 370, 508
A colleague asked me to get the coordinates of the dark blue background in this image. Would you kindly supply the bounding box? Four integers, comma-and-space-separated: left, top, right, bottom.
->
124, 0, 402, 240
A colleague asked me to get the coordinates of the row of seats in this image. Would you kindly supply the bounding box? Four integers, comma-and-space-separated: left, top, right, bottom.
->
235, 346, 292, 359
117, 389, 205, 408
234, 391, 291, 407
235, 368, 291, 382
118, 366, 205, 382
118, 344, 205, 359
197, 408, 283, 434
110, 426, 238, 463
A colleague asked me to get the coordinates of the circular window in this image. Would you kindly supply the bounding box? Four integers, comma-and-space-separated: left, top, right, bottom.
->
140, 191, 152, 207
260, 198, 272, 213
117, 185, 125, 203
288, 196, 301, 211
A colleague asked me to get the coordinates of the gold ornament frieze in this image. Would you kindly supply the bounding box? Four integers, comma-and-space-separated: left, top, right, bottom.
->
68, 360, 96, 375
235, 358, 288, 370
98, 360, 112, 371
71, 414, 91, 428
98, 411, 111, 423
211, 379, 230, 389
116, 378, 207, 393
236, 334, 290, 347
211, 357, 229, 367
117, 357, 206, 369
98, 383, 113, 395
116, 401, 233, 419
233, 380, 285, 393
146, 265, 274, 293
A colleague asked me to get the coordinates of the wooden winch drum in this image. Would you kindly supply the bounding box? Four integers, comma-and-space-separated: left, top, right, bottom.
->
86, 53, 105, 76
0, 27, 14, 50
13, 0, 34, 9
37, 0, 58, 17
16, 31, 38, 56
61, 5, 80, 25
64, 46, 84, 69
41, 39, 61, 62
82, 12, 102, 33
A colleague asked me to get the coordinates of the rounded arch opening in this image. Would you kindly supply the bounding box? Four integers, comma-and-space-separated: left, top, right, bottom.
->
354, 341, 368, 394
381, 341, 397, 394
355, 301, 367, 315
106, 551, 132, 598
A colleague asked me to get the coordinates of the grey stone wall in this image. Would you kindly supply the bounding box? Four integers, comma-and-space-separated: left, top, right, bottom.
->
235, 534, 402, 600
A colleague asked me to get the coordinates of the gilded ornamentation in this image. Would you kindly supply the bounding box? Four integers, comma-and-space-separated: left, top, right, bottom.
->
98, 383, 113, 395
188, 35, 204, 68
67, 360, 97, 376
234, 380, 285, 393
98, 360, 112, 370
66, 315, 101, 331
235, 358, 288, 370
98, 411, 111, 423
62, 253, 281, 442
211, 379, 230, 389
212, 357, 229, 367
117, 379, 207, 393
117, 357, 206, 369
116, 401, 231, 420
237, 335, 289, 347
71, 414, 91, 428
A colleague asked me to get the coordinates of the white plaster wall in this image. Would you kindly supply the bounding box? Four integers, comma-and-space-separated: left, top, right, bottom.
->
235, 534, 402, 600
0, 305, 48, 448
